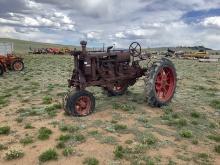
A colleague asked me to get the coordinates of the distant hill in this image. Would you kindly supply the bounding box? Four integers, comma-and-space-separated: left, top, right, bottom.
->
0, 38, 79, 54
147, 46, 213, 52
0, 38, 218, 55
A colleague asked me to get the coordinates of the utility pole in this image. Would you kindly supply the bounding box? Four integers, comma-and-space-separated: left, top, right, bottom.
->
102, 43, 105, 52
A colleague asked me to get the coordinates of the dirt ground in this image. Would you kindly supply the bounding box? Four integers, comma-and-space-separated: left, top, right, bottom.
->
0, 55, 219, 165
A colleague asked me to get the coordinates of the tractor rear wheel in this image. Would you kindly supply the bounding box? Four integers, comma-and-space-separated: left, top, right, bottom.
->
0, 65, 4, 76
64, 90, 95, 117
145, 58, 177, 107
103, 82, 128, 96
12, 60, 24, 71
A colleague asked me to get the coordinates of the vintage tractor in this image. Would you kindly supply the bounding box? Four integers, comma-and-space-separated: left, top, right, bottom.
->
0, 56, 6, 76
0, 54, 24, 72
63, 41, 177, 116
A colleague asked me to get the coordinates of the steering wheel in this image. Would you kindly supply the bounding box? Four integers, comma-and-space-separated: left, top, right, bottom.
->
129, 42, 141, 57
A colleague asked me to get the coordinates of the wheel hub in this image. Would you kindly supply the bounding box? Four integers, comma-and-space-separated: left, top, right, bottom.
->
155, 67, 175, 102
75, 96, 91, 115
14, 62, 22, 71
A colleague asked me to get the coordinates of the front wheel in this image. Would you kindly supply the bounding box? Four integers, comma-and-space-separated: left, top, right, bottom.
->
64, 90, 95, 117
12, 60, 24, 71
145, 58, 177, 107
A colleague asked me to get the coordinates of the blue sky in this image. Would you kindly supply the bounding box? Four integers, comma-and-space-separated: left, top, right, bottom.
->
0, 0, 220, 49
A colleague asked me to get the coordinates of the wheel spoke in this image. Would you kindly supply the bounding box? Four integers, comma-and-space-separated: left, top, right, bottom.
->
154, 66, 176, 102
134, 44, 138, 49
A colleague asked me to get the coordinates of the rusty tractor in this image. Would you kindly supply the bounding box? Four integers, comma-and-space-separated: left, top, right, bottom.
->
63, 41, 177, 116
0, 54, 24, 74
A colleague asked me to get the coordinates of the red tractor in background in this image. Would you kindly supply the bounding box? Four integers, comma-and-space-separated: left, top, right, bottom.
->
0, 54, 24, 75
0, 56, 6, 76
0, 43, 24, 76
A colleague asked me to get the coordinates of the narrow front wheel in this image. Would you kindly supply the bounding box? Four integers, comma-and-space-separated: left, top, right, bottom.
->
12, 60, 24, 71
64, 90, 95, 117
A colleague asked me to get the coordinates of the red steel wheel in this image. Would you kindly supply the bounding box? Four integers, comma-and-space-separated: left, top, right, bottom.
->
145, 58, 177, 107
64, 90, 95, 117
155, 67, 175, 102
75, 96, 92, 116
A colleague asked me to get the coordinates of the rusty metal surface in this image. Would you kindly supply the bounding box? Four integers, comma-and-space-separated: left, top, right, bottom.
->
68, 41, 150, 90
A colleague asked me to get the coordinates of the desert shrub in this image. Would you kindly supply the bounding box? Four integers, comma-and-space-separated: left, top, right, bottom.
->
114, 145, 124, 159
4, 149, 24, 160
0, 126, 10, 135
39, 149, 58, 162
114, 124, 127, 131
136, 132, 157, 145
137, 116, 149, 124
179, 130, 193, 138
197, 153, 209, 160
125, 140, 133, 144
45, 103, 62, 117
20, 136, 33, 145
191, 120, 198, 125
169, 118, 187, 127
73, 134, 86, 142
59, 123, 80, 133
42, 95, 52, 104
112, 103, 135, 112
20, 108, 45, 117
56, 141, 65, 149
0, 143, 7, 150
58, 134, 72, 142
214, 145, 220, 153
62, 147, 74, 156
83, 157, 99, 165
162, 105, 173, 113
192, 139, 199, 145
24, 123, 34, 129
38, 127, 52, 140
15, 117, 23, 123
101, 136, 117, 144
210, 100, 220, 109
207, 134, 220, 142
191, 111, 200, 118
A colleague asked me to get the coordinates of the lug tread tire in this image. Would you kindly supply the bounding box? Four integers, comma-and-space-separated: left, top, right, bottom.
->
64, 90, 95, 117
144, 58, 177, 107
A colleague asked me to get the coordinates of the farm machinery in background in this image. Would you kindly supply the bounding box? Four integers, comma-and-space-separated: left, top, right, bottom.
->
0, 43, 24, 76
183, 50, 209, 59
63, 41, 177, 117
29, 47, 71, 55
164, 47, 211, 59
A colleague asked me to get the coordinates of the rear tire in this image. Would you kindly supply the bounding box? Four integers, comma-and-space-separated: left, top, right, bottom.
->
64, 90, 95, 117
12, 60, 24, 71
0, 65, 4, 76
145, 58, 177, 107
103, 82, 128, 96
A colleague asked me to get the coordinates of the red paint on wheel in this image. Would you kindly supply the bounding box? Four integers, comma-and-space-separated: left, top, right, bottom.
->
155, 67, 175, 102
75, 96, 91, 115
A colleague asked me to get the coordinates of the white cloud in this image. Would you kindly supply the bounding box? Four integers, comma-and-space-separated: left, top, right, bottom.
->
115, 32, 126, 39
202, 16, 220, 28
1, 0, 220, 49
86, 31, 101, 40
